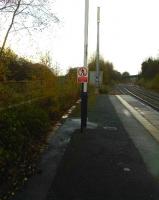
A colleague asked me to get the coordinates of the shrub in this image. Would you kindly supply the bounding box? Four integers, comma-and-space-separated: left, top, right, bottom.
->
150, 74, 159, 91
137, 74, 159, 92
0, 105, 50, 169
0, 49, 80, 199
99, 85, 110, 94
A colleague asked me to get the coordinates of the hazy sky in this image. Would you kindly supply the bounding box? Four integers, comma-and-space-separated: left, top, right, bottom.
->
3, 0, 159, 75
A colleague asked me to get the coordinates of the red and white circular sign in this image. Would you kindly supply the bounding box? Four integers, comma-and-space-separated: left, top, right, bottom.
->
77, 67, 88, 83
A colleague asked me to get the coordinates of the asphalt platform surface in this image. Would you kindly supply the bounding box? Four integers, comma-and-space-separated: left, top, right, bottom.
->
47, 95, 159, 200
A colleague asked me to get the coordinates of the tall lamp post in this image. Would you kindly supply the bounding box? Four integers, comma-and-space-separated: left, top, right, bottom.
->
96, 7, 100, 93
81, 0, 89, 132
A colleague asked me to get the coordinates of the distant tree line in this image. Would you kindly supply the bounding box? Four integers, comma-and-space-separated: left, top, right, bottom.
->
141, 58, 159, 79
138, 57, 159, 91
88, 56, 122, 86
0, 48, 56, 81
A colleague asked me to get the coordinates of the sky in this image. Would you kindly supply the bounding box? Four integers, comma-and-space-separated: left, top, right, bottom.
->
2, 0, 159, 75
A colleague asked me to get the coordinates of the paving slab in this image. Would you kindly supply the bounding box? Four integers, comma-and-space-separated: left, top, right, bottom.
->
110, 95, 159, 177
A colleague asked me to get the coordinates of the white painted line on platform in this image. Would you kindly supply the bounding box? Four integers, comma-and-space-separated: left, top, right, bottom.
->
116, 95, 159, 143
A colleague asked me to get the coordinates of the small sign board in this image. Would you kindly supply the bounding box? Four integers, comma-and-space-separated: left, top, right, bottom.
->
89, 71, 103, 85
77, 67, 88, 83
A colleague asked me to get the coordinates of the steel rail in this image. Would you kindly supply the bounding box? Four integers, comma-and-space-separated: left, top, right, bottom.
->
127, 86, 159, 102
124, 88, 159, 112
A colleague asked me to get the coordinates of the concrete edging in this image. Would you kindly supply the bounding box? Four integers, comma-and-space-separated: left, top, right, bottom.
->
116, 95, 159, 142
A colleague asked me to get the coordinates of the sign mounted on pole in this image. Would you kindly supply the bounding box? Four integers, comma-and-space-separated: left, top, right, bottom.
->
77, 67, 88, 83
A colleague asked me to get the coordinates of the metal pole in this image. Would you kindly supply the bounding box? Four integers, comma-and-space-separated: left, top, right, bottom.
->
96, 7, 100, 93
81, 0, 89, 132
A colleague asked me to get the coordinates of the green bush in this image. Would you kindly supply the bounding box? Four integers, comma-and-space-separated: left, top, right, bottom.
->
137, 74, 159, 92
0, 50, 80, 199
99, 85, 110, 94
150, 74, 159, 91
0, 105, 50, 166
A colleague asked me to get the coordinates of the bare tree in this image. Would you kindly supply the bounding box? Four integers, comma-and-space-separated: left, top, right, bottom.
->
0, 0, 59, 57
0, 0, 22, 57
40, 51, 52, 68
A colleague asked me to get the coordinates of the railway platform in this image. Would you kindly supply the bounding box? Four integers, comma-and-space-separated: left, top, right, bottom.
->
47, 95, 159, 200
13, 94, 159, 200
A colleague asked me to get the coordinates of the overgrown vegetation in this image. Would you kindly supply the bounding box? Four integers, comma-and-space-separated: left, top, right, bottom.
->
138, 57, 159, 92
0, 105, 50, 197
0, 48, 80, 199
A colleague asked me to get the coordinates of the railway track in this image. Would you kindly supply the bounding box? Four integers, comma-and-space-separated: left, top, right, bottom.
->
116, 84, 159, 112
